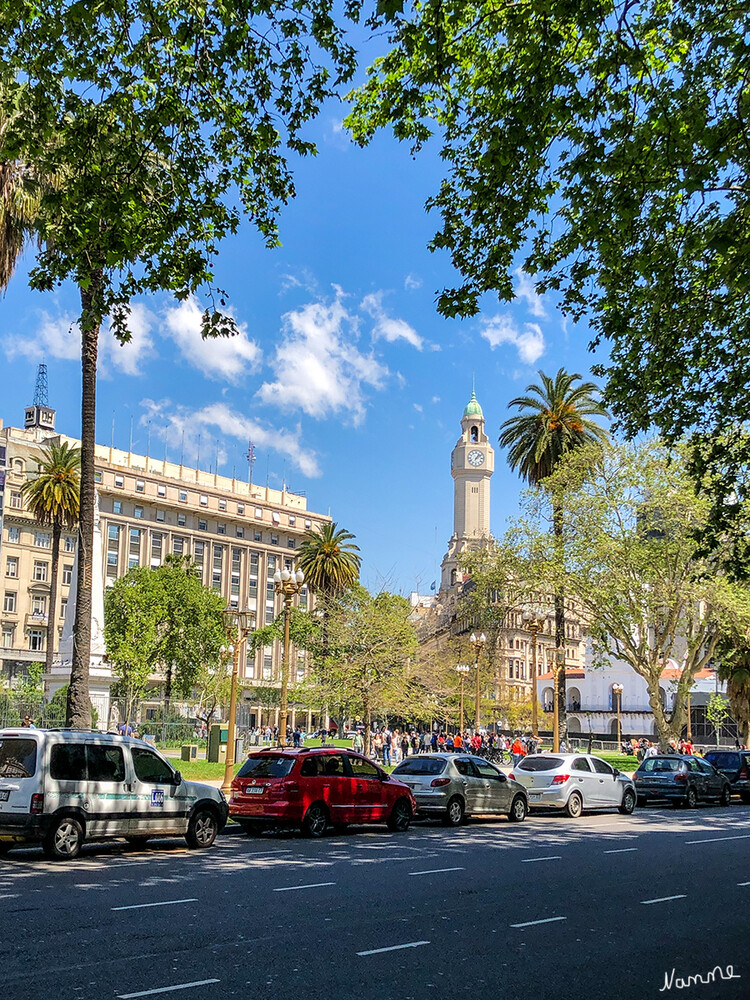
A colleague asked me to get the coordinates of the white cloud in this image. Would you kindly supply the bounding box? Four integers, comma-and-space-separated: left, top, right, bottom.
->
4, 312, 81, 363
413, 403, 423, 413
480, 314, 546, 364
100, 303, 156, 377
257, 291, 388, 425
432, 396, 441, 404
404, 273, 422, 290
163, 296, 262, 385
141, 398, 321, 479
361, 291, 423, 351
514, 269, 547, 318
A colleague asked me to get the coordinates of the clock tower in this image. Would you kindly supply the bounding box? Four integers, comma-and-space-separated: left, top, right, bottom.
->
440, 389, 494, 591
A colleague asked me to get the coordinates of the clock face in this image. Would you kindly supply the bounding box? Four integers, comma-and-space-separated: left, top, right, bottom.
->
467, 449, 485, 467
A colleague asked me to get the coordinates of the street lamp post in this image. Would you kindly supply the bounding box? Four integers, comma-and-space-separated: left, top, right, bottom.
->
273, 565, 305, 747
220, 607, 254, 799
456, 663, 470, 733
612, 682, 624, 747
469, 632, 486, 731
522, 608, 549, 737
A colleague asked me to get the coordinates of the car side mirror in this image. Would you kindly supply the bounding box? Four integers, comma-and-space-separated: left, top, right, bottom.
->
380, 771, 389, 781
613, 768, 620, 777
497, 773, 507, 782
173, 770, 182, 786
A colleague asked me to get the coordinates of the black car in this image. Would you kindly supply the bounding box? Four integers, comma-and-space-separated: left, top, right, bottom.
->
703, 749, 750, 804
633, 754, 732, 808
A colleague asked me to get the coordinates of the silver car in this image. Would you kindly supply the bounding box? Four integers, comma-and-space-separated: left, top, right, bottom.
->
511, 753, 636, 818
391, 753, 528, 826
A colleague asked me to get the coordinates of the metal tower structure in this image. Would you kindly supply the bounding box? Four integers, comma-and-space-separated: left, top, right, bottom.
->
247, 440, 256, 485
33, 363, 49, 407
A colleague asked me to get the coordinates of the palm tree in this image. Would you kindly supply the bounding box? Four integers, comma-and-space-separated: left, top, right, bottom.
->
499, 368, 609, 745
298, 522, 361, 598
21, 441, 81, 675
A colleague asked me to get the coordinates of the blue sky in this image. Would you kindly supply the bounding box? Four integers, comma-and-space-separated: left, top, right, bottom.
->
0, 59, 606, 597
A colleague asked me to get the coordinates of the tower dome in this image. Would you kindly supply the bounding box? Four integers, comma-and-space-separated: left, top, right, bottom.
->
463, 390, 483, 418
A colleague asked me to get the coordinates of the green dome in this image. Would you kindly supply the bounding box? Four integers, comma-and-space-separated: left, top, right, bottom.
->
463, 390, 483, 418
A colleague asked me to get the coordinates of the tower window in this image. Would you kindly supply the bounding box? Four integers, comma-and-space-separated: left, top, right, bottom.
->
470, 426, 478, 442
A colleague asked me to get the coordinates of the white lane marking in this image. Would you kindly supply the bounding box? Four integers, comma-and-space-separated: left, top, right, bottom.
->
738, 881, 750, 886
272, 882, 336, 892
118, 981, 220, 999
0, 893, 20, 899
357, 941, 430, 956
641, 895, 687, 905
521, 856, 562, 863
511, 916, 567, 929
408, 867, 465, 876
685, 834, 750, 845
111, 898, 199, 912
603, 848, 638, 854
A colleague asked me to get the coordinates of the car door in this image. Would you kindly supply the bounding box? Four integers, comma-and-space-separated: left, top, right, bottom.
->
471, 757, 511, 813
344, 753, 387, 821
83, 742, 131, 838
696, 758, 724, 799
0, 735, 41, 830
453, 757, 484, 814
317, 753, 352, 822
569, 756, 598, 806
130, 746, 189, 835
590, 756, 621, 807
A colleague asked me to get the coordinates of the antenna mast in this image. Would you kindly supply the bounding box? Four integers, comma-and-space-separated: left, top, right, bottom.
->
33, 363, 49, 406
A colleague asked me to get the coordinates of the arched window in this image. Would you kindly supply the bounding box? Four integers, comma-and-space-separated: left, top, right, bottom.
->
470, 426, 478, 442
13, 458, 24, 473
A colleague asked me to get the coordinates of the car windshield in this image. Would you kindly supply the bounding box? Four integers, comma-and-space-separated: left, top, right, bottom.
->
0, 737, 37, 778
518, 756, 565, 771
392, 758, 446, 776
237, 755, 295, 779
640, 758, 684, 773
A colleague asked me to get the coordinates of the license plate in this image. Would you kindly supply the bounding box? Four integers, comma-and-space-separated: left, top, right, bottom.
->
530, 793, 542, 801
0, 790, 9, 801
245, 786, 264, 795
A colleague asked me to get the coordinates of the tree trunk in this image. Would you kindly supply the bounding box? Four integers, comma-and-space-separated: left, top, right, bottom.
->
648, 685, 677, 750
67, 288, 101, 730
45, 520, 62, 675
364, 696, 372, 757
163, 663, 173, 743
553, 499, 567, 746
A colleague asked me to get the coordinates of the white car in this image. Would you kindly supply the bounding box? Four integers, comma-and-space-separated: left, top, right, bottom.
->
0, 727, 228, 859
510, 752, 636, 818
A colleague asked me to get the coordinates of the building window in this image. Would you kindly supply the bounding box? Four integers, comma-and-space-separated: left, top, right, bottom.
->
179, 490, 187, 503
33, 561, 48, 582
237, 504, 245, 515
28, 629, 44, 652
10, 491, 22, 509
200, 494, 208, 506
2, 627, 14, 649
177, 513, 186, 526
305, 519, 312, 529
156, 509, 165, 522
134, 506, 143, 519
7, 526, 20, 543
219, 498, 226, 511
108, 524, 119, 541
136, 480, 145, 492
270, 534, 279, 546
34, 532, 51, 548
60, 598, 67, 619
236, 526, 244, 538
151, 534, 162, 565
107, 552, 118, 567
62, 564, 73, 586
157, 484, 166, 498
288, 515, 296, 526
6, 557, 18, 578
94, 470, 102, 483
254, 530, 262, 542
3, 592, 17, 613
31, 595, 47, 616
173, 537, 184, 555
64, 536, 75, 552
272, 512, 281, 525
255, 507, 263, 519
115, 475, 124, 488
198, 519, 207, 531
113, 501, 122, 515
287, 538, 295, 549
300, 587, 308, 610
263, 647, 273, 680
217, 523, 226, 535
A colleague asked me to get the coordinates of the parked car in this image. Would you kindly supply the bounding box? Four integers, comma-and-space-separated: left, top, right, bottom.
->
702, 749, 750, 803
391, 752, 528, 825
0, 728, 228, 860
510, 753, 637, 818
633, 754, 732, 807
229, 747, 416, 837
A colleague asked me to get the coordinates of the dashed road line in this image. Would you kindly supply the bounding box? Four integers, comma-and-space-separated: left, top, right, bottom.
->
521, 856, 562, 863
118, 980, 220, 999
407, 867, 465, 876
511, 916, 567, 928
273, 882, 336, 892
111, 898, 199, 911
685, 835, 750, 845
357, 941, 430, 956
641, 895, 686, 905
603, 848, 638, 854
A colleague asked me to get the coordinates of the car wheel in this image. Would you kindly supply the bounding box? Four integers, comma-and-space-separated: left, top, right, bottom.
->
387, 799, 412, 833
565, 792, 583, 819
442, 796, 465, 827
719, 785, 732, 807
185, 808, 219, 849
508, 795, 527, 823
618, 789, 636, 815
43, 816, 84, 860
125, 836, 151, 848
685, 786, 698, 809
301, 803, 329, 838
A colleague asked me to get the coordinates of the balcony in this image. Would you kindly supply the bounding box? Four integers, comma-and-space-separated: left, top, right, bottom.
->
25, 612, 48, 627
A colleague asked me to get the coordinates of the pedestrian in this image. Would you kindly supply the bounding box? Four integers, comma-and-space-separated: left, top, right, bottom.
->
383, 730, 392, 767
353, 730, 364, 753
21, 715, 35, 728
511, 735, 526, 766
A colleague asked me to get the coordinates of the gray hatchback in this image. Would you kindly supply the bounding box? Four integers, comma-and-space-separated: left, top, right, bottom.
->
391, 752, 528, 826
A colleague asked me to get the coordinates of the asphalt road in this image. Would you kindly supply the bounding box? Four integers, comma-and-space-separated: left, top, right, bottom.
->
1, 803, 748, 1000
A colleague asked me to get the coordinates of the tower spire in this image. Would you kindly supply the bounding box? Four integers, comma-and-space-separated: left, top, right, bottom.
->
33, 362, 49, 406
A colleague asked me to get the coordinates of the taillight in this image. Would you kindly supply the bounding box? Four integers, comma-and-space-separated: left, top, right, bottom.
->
30, 793, 44, 814
551, 774, 570, 785
269, 780, 299, 797
431, 777, 451, 787
508, 773, 515, 781
674, 772, 688, 782
739, 767, 749, 780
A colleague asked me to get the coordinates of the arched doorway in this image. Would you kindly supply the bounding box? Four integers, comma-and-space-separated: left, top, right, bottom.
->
567, 686, 581, 711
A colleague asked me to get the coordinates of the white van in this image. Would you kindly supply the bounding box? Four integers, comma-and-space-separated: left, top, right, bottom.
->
0, 728, 228, 860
